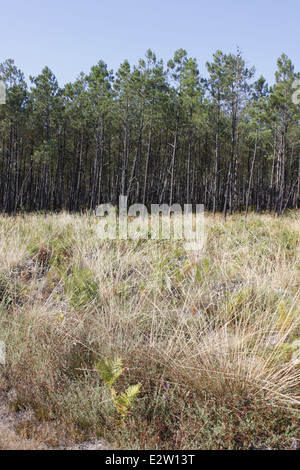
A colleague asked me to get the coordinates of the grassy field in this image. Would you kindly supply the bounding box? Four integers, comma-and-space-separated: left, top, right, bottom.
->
0, 211, 299, 449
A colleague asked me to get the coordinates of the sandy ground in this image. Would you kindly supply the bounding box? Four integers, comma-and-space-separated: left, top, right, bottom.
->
0, 392, 110, 451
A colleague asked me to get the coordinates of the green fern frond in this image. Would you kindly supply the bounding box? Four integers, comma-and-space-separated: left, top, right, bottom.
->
97, 357, 141, 425
122, 383, 141, 401
113, 383, 141, 419
97, 357, 123, 388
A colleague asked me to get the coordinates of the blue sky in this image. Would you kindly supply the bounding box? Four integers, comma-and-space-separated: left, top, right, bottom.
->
0, 0, 299, 87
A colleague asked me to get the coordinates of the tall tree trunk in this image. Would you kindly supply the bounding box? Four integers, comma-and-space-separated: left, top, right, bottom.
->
142, 108, 153, 208
169, 117, 179, 207
245, 128, 258, 219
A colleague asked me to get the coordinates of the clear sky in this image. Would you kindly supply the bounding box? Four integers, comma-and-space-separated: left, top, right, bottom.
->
0, 0, 299, 87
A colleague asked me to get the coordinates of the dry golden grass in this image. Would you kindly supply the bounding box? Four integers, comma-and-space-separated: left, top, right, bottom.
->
0, 424, 45, 450
0, 211, 299, 449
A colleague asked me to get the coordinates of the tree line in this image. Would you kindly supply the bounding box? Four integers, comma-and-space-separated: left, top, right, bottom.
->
0, 48, 299, 217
